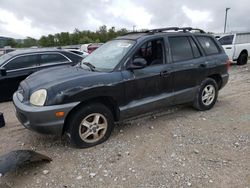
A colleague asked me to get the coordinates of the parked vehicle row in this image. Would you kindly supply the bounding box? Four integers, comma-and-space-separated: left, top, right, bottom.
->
0, 49, 83, 102
217, 32, 250, 65
13, 27, 230, 148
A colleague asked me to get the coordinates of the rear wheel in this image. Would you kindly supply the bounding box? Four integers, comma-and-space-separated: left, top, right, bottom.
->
237, 53, 248, 65
193, 78, 218, 111
67, 103, 114, 148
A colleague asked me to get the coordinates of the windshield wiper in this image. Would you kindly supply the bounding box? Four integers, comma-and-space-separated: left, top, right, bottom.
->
82, 62, 96, 71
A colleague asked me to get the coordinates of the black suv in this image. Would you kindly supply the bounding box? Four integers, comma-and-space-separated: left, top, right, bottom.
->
0, 49, 83, 102
13, 27, 230, 148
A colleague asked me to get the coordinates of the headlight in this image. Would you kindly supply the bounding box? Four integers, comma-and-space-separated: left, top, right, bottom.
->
30, 89, 47, 106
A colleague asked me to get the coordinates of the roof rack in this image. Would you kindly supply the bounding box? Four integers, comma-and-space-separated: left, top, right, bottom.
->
180, 27, 205, 33
146, 27, 205, 33
123, 27, 205, 36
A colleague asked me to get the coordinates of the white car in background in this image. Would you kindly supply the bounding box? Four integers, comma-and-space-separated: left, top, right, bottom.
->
218, 32, 250, 65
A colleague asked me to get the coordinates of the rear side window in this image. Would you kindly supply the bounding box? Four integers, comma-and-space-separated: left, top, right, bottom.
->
218, 35, 234, 45
189, 38, 201, 58
4, 55, 38, 70
196, 36, 220, 55
169, 36, 193, 62
40, 53, 68, 66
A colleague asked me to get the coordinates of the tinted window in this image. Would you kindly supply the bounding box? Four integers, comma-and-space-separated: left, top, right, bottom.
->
197, 36, 220, 55
169, 37, 193, 62
133, 39, 164, 66
4, 55, 38, 70
189, 38, 201, 58
218, 35, 234, 45
40, 53, 68, 65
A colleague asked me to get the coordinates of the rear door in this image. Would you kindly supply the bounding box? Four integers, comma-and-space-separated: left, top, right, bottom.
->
196, 35, 225, 76
0, 54, 39, 101
168, 35, 207, 104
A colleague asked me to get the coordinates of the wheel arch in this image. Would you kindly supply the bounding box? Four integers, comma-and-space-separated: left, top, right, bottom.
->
207, 74, 222, 89
62, 96, 120, 135
239, 49, 248, 57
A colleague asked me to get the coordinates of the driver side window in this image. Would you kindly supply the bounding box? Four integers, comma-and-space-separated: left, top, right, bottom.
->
133, 39, 165, 66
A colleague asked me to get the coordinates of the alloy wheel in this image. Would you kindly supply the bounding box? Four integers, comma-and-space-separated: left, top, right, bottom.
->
201, 84, 215, 106
79, 113, 108, 143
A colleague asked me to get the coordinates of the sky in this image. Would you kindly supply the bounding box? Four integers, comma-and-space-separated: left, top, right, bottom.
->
0, 0, 249, 39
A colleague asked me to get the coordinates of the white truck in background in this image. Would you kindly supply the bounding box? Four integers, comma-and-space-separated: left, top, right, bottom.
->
217, 32, 250, 65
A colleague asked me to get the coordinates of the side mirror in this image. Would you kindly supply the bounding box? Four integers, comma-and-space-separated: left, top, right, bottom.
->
0, 68, 6, 76
128, 58, 147, 70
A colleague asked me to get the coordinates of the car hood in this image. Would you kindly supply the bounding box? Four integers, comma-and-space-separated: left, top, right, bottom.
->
24, 65, 95, 89
20, 65, 122, 105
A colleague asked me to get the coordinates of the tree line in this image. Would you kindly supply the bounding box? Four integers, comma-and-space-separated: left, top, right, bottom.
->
6, 25, 129, 48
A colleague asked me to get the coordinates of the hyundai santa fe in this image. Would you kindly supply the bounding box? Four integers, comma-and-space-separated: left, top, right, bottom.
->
13, 27, 230, 148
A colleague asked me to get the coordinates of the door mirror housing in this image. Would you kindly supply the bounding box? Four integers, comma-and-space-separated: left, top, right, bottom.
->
0, 68, 7, 76
128, 58, 147, 70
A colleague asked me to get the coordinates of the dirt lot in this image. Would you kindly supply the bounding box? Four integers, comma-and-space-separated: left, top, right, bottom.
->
0, 63, 250, 188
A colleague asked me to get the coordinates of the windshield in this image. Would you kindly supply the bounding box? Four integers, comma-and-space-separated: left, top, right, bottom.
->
0, 53, 12, 67
81, 40, 135, 71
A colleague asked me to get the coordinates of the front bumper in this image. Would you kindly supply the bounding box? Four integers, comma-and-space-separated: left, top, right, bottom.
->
13, 93, 79, 135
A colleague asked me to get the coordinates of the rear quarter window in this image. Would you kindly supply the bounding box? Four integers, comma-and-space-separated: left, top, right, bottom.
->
196, 36, 220, 55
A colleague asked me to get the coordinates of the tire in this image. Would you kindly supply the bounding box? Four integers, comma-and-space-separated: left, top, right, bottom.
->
237, 53, 248, 65
193, 78, 218, 111
66, 103, 114, 148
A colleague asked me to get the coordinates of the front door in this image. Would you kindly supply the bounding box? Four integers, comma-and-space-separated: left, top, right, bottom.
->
120, 38, 173, 119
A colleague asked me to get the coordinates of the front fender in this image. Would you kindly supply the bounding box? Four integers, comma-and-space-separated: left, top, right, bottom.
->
48, 82, 125, 107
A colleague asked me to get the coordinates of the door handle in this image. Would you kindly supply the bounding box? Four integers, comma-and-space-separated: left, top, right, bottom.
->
226, 47, 232, 49
160, 70, 170, 77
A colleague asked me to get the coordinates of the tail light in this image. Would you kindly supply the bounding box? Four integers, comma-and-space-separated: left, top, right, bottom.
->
226, 59, 232, 70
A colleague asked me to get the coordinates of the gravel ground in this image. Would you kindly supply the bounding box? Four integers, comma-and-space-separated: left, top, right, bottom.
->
0, 63, 250, 188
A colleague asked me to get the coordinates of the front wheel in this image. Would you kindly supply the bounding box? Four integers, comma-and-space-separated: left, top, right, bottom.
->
67, 103, 114, 148
193, 78, 218, 111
